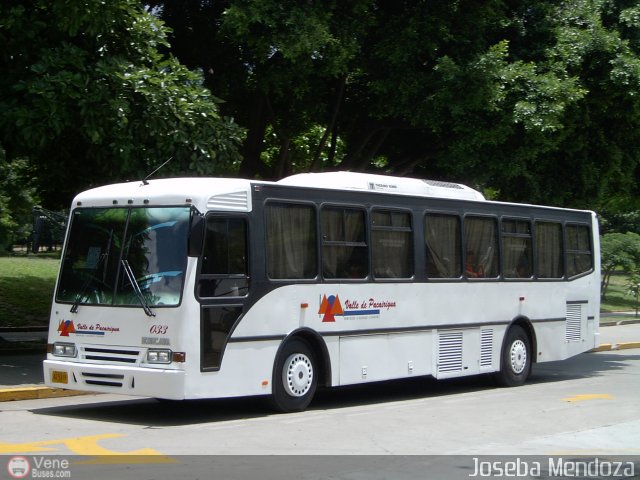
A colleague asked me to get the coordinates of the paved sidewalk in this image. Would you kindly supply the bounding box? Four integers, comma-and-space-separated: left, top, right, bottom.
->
0, 323, 638, 402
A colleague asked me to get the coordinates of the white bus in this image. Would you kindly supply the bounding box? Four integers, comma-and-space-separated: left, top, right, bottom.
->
44, 172, 600, 412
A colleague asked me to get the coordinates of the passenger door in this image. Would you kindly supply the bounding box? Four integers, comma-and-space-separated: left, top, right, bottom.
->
197, 215, 250, 371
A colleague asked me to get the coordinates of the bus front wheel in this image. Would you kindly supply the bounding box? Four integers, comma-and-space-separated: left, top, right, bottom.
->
495, 325, 531, 387
271, 338, 317, 413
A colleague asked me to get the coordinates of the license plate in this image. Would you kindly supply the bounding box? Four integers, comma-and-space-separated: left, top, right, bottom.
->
51, 370, 68, 384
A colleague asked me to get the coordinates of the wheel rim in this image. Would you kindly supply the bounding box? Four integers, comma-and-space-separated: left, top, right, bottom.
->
282, 352, 314, 397
509, 339, 527, 375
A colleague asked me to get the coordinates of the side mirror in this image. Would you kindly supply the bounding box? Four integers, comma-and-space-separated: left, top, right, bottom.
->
188, 213, 205, 257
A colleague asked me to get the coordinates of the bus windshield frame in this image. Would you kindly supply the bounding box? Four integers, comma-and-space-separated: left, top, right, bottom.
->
55, 205, 192, 310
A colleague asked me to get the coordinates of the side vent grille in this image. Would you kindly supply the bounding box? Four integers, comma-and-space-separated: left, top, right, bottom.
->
438, 331, 463, 373
207, 191, 249, 211
566, 304, 582, 342
480, 329, 493, 367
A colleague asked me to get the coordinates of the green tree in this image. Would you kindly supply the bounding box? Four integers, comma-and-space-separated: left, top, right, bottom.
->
600, 232, 640, 299
0, 148, 39, 251
154, 0, 640, 208
0, 0, 244, 209
600, 210, 640, 234
625, 273, 640, 317
156, 0, 374, 178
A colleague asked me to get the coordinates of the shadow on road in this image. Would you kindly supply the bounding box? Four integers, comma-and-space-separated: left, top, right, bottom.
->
31, 350, 639, 427
529, 350, 640, 384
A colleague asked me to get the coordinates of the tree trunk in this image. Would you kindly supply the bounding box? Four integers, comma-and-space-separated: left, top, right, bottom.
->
353, 128, 390, 171
310, 75, 347, 172
274, 137, 291, 179
339, 125, 378, 171
327, 124, 339, 166
601, 271, 611, 301
238, 93, 271, 179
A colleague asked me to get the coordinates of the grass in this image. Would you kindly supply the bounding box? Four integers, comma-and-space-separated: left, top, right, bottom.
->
601, 273, 637, 313
0, 255, 60, 327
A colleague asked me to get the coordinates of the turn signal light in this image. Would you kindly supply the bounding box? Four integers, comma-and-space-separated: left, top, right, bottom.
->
172, 352, 186, 363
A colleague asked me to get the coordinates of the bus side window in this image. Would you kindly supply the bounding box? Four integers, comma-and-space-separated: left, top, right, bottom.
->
321, 207, 368, 279
198, 217, 249, 297
371, 210, 413, 279
265, 203, 317, 279
535, 222, 564, 278
425, 213, 462, 278
502, 219, 532, 279
464, 216, 498, 279
566, 224, 592, 277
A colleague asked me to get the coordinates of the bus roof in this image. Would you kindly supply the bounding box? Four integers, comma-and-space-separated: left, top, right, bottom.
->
70, 171, 492, 214
71, 172, 485, 212
277, 172, 485, 201
72, 178, 253, 212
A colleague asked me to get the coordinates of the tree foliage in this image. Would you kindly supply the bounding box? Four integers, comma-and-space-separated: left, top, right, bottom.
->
152, 0, 640, 208
600, 232, 640, 299
600, 210, 640, 234
0, 148, 39, 251
3, 0, 640, 213
626, 272, 640, 316
0, 0, 244, 209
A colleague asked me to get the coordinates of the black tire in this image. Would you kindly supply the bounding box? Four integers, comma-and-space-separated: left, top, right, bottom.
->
495, 325, 531, 387
271, 338, 317, 413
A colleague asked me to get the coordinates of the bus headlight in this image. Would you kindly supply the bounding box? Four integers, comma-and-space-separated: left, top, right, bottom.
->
52, 343, 77, 358
147, 349, 172, 364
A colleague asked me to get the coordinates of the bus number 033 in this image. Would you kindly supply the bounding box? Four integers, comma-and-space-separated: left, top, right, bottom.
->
150, 325, 169, 335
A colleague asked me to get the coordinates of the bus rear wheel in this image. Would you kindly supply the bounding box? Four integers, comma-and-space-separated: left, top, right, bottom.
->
271, 338, 317, 413
495, 325, 531, 387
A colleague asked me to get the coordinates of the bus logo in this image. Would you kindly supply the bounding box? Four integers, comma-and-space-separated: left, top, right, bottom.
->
57, 320, 76, 336
319, 294, 344, 322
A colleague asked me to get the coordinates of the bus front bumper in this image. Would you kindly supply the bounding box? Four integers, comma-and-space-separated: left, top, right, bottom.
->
43, 359, 186, 400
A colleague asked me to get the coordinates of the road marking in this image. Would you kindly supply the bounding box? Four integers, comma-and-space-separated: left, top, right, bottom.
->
0, 433, 175, 462
562, 393, 613, 403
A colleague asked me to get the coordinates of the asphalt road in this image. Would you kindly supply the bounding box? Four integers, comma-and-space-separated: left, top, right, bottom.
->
1, 347, 639, 479
1, 349, 638, 454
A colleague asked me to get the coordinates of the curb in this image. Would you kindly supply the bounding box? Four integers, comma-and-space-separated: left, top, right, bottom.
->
590, 342, 640, 352
0, 347, 47, 356
0, 386, 92, 402
600, 320, 640, 327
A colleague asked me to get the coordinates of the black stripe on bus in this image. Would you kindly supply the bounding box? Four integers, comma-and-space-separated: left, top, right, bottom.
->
227, 317, 567, 343
227, 335, 287, 343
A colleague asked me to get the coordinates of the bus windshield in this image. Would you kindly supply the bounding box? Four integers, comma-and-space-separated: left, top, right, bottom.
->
56, 206, 191, 309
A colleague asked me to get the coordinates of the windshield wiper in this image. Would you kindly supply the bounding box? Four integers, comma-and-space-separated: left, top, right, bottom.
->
71, 229, 113, 313
70, 253, 107, 313
121, 259, 155, 317
70, 229, 114, 313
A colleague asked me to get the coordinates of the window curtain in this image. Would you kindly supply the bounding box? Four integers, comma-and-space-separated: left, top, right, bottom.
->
425, 215, 461, 278
372, 229, 412, 278
503, 236, 531, 277
266, 205, 316, 279
322, 209, 366, 278
535, 222, 563, 278
464, 217, 498, 277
